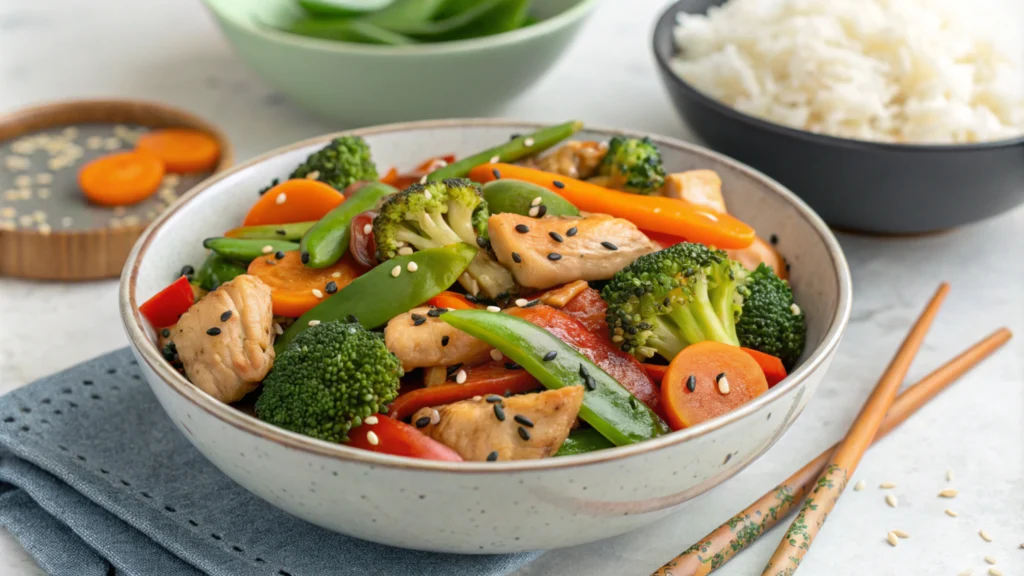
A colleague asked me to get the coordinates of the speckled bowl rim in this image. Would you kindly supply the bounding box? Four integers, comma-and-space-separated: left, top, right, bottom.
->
119, 118, 852, 473
651, 0, 1024, 152
200, 0, 603, 56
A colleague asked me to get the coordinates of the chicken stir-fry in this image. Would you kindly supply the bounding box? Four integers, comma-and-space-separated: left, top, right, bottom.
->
412, 386, 584, 461
489, 213, 659, 289
385, 306, 491, 371
529, 140, 607, 180
172, 275, 276, 403
662, 170, 727, 213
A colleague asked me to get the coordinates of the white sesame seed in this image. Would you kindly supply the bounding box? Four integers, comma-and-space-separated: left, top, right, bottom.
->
946, 469, 954, 482
366, 431, 379, 446
891, 529, 909, 538
879, 482, 897, 489
104, 137, 121, 150
261, 245, 273, 254
32, 210, 47, 223
312, 289, 324, 299
14, 175, 31, 188
472, 395, 482, 401
885, 494, 898, 508
938, 489, 958, 498
4, 156, 29, 170
362, 223, 373, 235
515, 298, 529, 307
854, 480, 866, 491
945, 508, 958, 517
419, 175, 428, 184
364, 415, 379, 425
959, 571, 972, 576
490, 349, 503, 361
528, 206, 540, 217
0, 207, 14, 218
389, 265, 403, 278
979, 529, 993, 542
486, 305, 501, 313
523, 137, 534, 147
531, 196, 542, 207
717, 375, 730, 394
886, 532, 898, 547
989, 569, 1003, 576
790, 303, 802, 315
37, 188, 51, 199
276, 193, 287, 205
35, 173, 53, 184
429, 409, 440, 425
305, 170, 320, 180
486, 155, 498, 164
984, 556, 996, 565
37, 223, 52, 236
308, 320, 321, 327
455, 369, 467, 384
274, 323, 284, 335
397, 247, 414, 256
407, 261, 418, 272
332, 271, 341, 278
435, 160, 448, 168
85, 136, 103, 149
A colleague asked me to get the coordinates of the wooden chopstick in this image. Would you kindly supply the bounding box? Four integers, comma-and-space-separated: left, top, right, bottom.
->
759, 282, 950, 575
651, 326, 1011, 576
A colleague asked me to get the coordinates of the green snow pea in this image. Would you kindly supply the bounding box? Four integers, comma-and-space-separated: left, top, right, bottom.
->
427, 121, 583, 182
482, 179, 579, 217
224, 221, 316, 241
441, 310, 669, 446
202, 238, 300, 263
275, 243, 477, 353
193, 252, 248, 292
555, 428, 615, 456
300, 181, 397, 269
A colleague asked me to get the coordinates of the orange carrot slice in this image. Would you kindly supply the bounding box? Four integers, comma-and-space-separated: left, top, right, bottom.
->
247, 250, 367, 317
242, 179, 345, 227
741, 347, 788, 387
78, 151, 165, 206
135, 128, 221, 173
661, 341, 768, 429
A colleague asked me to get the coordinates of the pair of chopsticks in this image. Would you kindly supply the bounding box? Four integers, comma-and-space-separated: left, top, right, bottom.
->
653, 283, 1012, 576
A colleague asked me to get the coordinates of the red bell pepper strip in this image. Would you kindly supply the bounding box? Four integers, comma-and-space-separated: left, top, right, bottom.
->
347, 416, 462, 461
559, 286, 610, 340
139, 276, 194, 328
386, 155, 457, 189
741, 347, 788, 387
387, 362, 540, 421
506, 304, 665, 419
426, 291, 479, 310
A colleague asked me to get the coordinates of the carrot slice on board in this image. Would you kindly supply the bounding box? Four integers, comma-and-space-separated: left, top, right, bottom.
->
78, 151, 165, 206
661, 341, 768, 430
243, 179, 345, 227
741, 347, 787, 387
135, 128, 221, 173
247, 250, 367, 317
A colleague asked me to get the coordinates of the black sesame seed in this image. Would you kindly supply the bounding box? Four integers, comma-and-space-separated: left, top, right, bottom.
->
548, 231, 563, 243
553, 180, 565, 189
769, 234, 779, 245
566, 226, 577, 237
300, 251, 310, 264
441, 335, 450, 347
325, 281, 338, 294
536, 205, 547, 218
584, 376, 596, 391
524, 299, 540, 307
493, 404, 506, 421
785, 262, 791, 272
476, 236, 489, 248
464, 294, 479, 303
411, 314, 426, 326
504, 390, 513, 397
686, 374, 696, 392
206, 327, 221, 336
547, 253, 562, 261
629, 396, 638, 409
513, 414, 534, 428
578, 364, 590, 378
274, 251, 285, 260
492, 168, 501, 179
601, 241, 618, 251
510, 133, 521, 140
486, 451, 499, 461
663, 297, 672, 307
220, 310, 232, 322
486, 395, 503, 403
180, 264, 195, 278
427, 308, 447, 317
515, 224, 530, 233
415, 416, 431, 428
543, 351, 558, 361
715, 372, 726, 383
446, 363, 462, 377
276, 229, 287, 236
504, 362, 522, 370
517, 426, 531, 441
161, 328, 170, 338
511, 252, 522, 264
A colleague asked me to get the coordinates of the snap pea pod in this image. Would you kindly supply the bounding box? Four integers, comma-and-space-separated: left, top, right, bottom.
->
370, 0, 514, 37
441, 310, 669, 446
193, 253, 248, 292
299, 0, 396, 18
300, 181, 397, 269
275, 243, 477, 353
427, 121, 583, 182
482, 179, 579, 217
224, 221, 316, 241
555, 428, 615, 456
286, 18, 418, 45
365, 0, 447, 25
202, 238, 300, 263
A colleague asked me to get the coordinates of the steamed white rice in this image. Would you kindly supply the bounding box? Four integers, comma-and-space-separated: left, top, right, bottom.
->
670, 0, 1024, 144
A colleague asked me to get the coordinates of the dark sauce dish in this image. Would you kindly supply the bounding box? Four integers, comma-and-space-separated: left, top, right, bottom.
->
652, 0, 1024, 234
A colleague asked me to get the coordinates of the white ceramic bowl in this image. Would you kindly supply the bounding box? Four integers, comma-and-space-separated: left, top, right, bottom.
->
119, 120, 851, 554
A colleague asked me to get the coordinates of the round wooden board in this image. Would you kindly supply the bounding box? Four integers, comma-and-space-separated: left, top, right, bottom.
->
0, 99, 233, 280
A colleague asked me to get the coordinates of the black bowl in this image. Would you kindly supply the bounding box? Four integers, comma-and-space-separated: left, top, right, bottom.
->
652, 0, 1024, 234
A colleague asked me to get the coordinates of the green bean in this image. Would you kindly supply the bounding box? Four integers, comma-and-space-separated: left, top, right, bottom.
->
193, 253, 248, 292
202, 238, 299, 263
300, 181, 396, 269
427, 121, 583, 182
224, 221, 315, 241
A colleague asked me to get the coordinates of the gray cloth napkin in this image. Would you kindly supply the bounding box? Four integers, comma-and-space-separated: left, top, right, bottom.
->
0, 349, 541, 576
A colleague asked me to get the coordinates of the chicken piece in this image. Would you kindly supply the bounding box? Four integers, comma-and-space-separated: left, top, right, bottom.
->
662, 170, 727, 213
172, 275, 275, 404
538, 280, 590, 308
489, 213, 658, 289
385, 306, 491, 372
413, 386, 584, 461
528, 140, 607, 180
727, 236, 788, 280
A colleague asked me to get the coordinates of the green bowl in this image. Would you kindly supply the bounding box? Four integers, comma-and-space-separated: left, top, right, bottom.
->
201, 0, 601, 125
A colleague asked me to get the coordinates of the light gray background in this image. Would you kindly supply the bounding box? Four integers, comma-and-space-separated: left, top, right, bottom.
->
1, 1, 1022, 574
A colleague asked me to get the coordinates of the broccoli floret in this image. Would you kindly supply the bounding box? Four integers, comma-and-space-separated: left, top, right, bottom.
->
736, 264, 806, 369
255, 321, 402, 443
602, 242, 745, 360
290, 136, 378, 191
373, 178, 515, 299
596, 136, 666, 195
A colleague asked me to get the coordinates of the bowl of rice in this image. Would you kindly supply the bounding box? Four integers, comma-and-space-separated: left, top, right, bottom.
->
652, 0, 1024, 234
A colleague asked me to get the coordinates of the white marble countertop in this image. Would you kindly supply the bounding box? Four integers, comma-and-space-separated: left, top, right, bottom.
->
1, 1, 1022, 574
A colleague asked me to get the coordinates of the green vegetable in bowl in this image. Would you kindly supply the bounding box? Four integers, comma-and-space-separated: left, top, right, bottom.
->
736, 263, 807, 370
224, 221, 316, 241
193, 252, 247, 291
427, 120, 583, 181
595, 136, 666, 195
256, 321, 403, 443
202, 237, 299, 263
300, 0, 396, 18
290, 136, 378, 191
481, 179, 579, 217
299, 181, 397, 269
555, 428, 614, 456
